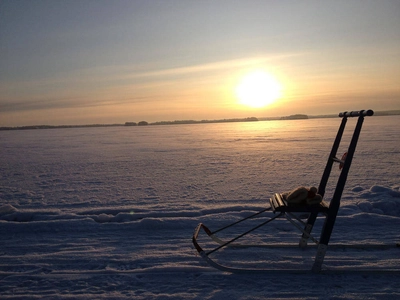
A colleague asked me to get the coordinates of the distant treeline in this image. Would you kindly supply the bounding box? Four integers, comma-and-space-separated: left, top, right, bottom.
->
0, 117, 258, 131
0, 124, 122, 131
373, 110, 400, 116
124, 117, 258, 126
150, 117, 258, 126
307, 110, 400, 119
1, 110, 399, 131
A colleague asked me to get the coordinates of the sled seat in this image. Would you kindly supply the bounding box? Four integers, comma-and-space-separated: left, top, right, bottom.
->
270, 193, 329, 214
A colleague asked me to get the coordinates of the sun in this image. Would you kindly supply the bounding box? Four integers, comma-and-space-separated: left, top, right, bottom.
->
235, 70, 282, 108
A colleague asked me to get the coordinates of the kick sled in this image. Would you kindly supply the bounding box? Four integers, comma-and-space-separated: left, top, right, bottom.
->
193, 109, 400, 274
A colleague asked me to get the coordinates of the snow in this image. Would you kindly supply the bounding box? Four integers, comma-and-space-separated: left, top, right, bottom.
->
0, 116, 399, 299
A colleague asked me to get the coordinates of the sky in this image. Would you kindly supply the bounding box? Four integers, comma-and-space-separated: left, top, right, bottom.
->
1, 0, 399, 126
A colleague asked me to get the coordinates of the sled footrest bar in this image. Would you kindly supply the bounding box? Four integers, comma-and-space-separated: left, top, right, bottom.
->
211, 207, 271, 235
193, 212, 283, 256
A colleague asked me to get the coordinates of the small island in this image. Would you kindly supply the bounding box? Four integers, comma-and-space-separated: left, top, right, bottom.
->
280, 114, 309, 120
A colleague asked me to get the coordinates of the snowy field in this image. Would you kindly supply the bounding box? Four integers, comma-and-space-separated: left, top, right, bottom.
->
1, 115, 399, 299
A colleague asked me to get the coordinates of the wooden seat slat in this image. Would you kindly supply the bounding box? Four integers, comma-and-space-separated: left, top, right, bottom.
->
270, 193, 329, 214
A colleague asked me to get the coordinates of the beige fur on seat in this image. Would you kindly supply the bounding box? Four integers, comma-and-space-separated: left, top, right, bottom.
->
283, 186, 323, 205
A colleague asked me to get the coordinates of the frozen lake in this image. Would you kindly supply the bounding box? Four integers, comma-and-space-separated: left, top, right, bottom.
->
1, 115, 399, 299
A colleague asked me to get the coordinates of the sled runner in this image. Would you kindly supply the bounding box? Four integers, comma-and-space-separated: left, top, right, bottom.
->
193, 109, 399, 274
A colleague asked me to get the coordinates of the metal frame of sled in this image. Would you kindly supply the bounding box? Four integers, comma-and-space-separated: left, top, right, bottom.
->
192, 109, 397, 274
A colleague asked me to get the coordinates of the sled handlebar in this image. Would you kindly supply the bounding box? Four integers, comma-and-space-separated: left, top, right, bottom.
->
339, 110, 374, 118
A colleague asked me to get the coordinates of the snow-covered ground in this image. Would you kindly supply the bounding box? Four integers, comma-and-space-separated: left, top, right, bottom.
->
1, 116, 399, 299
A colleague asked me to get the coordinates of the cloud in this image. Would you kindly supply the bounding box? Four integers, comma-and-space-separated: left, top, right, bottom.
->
0, 53, 306, 113
134, 53, 305, 78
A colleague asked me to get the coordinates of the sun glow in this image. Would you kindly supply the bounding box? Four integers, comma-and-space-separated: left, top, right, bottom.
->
235, 70, 282, 108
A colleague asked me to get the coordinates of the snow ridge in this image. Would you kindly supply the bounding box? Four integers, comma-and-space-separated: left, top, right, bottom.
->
1, 185, 399, 224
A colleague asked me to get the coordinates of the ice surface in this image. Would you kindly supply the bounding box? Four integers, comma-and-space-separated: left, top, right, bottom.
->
0, 116, 399, 299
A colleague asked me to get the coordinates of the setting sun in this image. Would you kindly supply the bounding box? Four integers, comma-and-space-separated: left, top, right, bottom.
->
235, 70, 282, 108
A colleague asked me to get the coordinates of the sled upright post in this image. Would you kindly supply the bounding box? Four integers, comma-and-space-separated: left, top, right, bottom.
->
311, 109, 374, 272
